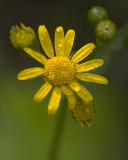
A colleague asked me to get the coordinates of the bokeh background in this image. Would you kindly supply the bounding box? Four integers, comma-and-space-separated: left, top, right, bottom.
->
1, 0, 128, 160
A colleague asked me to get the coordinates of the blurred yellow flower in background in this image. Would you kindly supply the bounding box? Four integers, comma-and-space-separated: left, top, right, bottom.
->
17, 25, 108, 115
73, 99, 96, 127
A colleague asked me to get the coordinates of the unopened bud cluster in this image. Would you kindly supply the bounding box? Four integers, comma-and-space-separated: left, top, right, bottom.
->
88, 6, 117, 42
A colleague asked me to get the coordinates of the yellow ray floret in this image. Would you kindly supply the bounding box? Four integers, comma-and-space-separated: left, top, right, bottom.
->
64, 29, 75, 57
75, 73, 108, 84
66, 92, 76, 110
75, 84, 93, 103
17, 67, 44, 80
48, 86, 61, 115
17, 25, 108, 115
55, 27, 64, 57
24, 47, 47, 65
61, 84, 74, 96
71, 43, 95, 63
38, 25, 54, 58
76, 59, 104, 72
33, 82, 53, 103
69, 80, 81, 92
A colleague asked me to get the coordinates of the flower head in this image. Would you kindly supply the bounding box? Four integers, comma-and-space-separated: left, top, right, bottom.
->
73, 99, 95, 127
88, 6, 109, 27
17, 25, 108, 115
10, 24, 40, 56
95, 20, 117, 42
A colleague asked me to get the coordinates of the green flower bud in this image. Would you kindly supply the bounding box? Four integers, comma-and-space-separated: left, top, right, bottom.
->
10, 23, 40, 56
73, 99, 95, 127
95, 20, 117, 42
88, 6, 109, 27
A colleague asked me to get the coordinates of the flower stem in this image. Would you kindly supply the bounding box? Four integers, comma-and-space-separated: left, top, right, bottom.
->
48, 98, 67, 160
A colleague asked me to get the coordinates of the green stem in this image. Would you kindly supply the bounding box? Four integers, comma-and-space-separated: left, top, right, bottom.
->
48, 98, 68, 160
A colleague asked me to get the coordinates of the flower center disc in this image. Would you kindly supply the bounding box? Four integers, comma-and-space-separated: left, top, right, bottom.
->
44, 57, 75, 85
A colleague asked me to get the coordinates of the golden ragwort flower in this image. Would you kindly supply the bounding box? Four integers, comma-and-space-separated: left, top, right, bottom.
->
10, 24, 36, 49
17, 25, 108, 115
10, 24, 40, 56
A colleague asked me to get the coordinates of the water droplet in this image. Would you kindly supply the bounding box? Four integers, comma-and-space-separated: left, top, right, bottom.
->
58, 43, 62, 47
56, 99, 60, 103
57, 28, 61, 32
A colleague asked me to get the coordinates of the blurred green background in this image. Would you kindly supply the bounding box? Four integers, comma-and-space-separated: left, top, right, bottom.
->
0, 0, 128, 160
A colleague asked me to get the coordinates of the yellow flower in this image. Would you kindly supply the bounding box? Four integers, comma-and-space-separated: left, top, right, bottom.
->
10, 24, 36, 49
17, 25, 108, 115
73, 99, 95, 127
10, 24, 40, 56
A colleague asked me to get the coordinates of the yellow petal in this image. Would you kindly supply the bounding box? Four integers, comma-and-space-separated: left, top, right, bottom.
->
61, 84, 73, 96
17, 67, 44, 80
76, 59, 104, 72
15, 25, 21, 31
67, 93, 76, 110
48, 86, 61, 115
75, 73, 108, 84
76, 84, 93, 103
71, 43, 95, 63
64, 29, 75, 57
55, 27, 64, 57
69, 80, 81, 92
33, 82, 52, 103
24, 47, 47, 65
38, 25, 54, 58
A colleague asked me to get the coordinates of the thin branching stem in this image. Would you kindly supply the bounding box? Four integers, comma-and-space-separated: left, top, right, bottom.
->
47, 98, 68, 160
